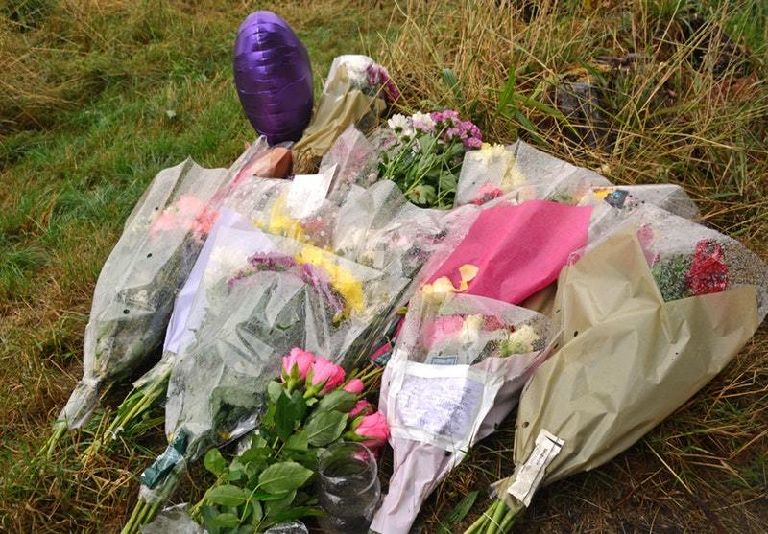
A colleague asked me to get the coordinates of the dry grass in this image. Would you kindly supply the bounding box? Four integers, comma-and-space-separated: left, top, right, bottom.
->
1, 0, 767, 532
378, 0, 768, 531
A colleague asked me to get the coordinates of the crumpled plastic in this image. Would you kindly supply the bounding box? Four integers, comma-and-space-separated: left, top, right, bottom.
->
454, 141, 612, 207
135, 177, 472, 507
371, 291, 552, 534
57, 139, 273, 430
492, 228, 762, 511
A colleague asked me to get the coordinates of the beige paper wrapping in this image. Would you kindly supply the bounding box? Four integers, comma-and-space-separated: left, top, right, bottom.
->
293, 62, 385, 165
497, 229, 760, 505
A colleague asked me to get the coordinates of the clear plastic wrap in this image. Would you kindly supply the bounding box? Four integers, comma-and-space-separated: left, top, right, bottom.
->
131, 178, 473, 521
58, 155, 240, 431
55, 139, 283, 434
454, 141, 611, 207
371, 291, 551, 534
163, 229, 410, 462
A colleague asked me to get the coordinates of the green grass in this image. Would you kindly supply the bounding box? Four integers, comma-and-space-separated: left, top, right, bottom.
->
2, 0, 768, 532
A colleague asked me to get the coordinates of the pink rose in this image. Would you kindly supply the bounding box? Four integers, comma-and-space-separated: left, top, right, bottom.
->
350, 412, 389, 449
305, 356, 346, 397
348, 400, 373, 419
343, 379, 365, 395
281, 348, 316, 383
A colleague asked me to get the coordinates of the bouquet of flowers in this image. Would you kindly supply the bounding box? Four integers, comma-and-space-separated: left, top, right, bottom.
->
45, 140, 280, 455
370, 291, 551, 533
293, 55, 396, 167
129, 349, 388, 534
376, 110, 482, 208
78, 146, 298, 460
122, 176, 463, 531
466, 224, 767, 533
454, 140, 609, 207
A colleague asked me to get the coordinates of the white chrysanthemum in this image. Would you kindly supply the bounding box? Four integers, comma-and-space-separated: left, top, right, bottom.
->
205, 246, 251, 288
459, 314, 484, 344
411, 111, 435, 132
504, 324, 539, 354
387, 114, 411, 131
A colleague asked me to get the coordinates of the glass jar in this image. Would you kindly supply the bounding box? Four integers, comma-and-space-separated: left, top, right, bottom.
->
317, 442, 381, 533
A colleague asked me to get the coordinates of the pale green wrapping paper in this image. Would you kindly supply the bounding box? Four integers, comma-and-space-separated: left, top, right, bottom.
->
496, 229, 760, 506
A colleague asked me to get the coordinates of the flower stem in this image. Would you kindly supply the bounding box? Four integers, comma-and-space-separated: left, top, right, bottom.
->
41, 421, 67, 459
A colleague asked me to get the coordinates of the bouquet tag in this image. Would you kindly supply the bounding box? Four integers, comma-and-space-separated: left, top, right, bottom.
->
507, 430, 564, 507
286, 165, 337, 219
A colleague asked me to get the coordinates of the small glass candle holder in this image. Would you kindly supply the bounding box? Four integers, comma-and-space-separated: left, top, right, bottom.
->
317, 442, 381, 533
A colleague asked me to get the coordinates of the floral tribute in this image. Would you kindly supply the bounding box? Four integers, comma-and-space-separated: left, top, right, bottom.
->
377, 110, 482, 208
127, 349, 387, 534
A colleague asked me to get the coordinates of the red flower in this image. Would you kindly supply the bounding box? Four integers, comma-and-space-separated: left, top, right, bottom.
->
685, 240, 729, 295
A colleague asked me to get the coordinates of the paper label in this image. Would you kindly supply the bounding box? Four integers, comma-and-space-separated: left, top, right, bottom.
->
507, 429, 564, 506
286, 165, 336, 219
396, 373, 484, 441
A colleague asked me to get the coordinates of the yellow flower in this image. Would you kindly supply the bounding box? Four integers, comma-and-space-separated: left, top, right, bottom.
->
295, 244, 365, 314
421, 264, 479, 295
257, 195, 305, 241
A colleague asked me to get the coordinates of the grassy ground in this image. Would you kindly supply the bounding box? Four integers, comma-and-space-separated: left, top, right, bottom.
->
1, 0, 766, 532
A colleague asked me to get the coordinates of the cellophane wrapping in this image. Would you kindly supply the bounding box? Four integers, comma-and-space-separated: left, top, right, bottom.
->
371, 291, 551, 534
138, 177, 473, 502
59, 139, 271, 430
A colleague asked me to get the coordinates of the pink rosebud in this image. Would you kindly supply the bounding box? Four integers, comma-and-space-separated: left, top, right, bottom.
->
351, 412, 389, 449
348, 399, 373, 419
344, 378, 365, 395
281, 348, 316, 382
306, 356, 346, 395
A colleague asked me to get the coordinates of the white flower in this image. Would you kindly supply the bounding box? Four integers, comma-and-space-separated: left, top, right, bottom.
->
411, 112, 435, 132
504, 324, 539, 354
460, 314, 484, 344
387, 113, 411, 131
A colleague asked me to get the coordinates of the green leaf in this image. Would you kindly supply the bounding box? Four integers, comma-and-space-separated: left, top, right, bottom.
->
250, 500, 263, 525
265, 490, 297, 516
316, 389, 357, 413
206, 512, 240, 529
284, 430, 309, 451
204, 448, 228, 477
269, 506, 324, 523
439, 173, 457, 192
444, 490, 479, 527
257, 461, 314, 495
267, 381, 283, 403
276, 391, 306, 441
304, 410, 348, 447
205, 484, 249, 507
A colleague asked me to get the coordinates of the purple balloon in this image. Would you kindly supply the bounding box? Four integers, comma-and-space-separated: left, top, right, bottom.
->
233, 11, 314, 145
